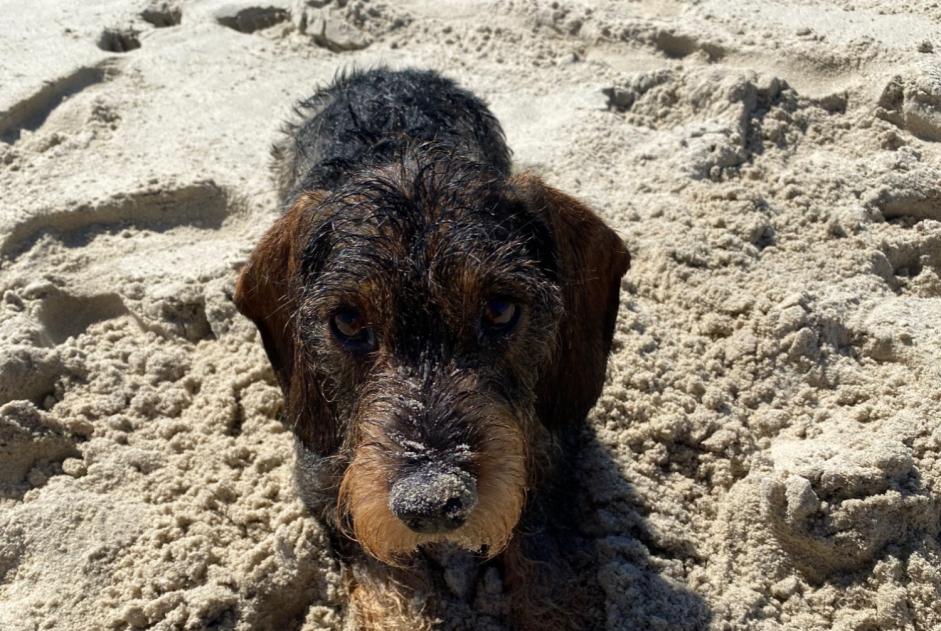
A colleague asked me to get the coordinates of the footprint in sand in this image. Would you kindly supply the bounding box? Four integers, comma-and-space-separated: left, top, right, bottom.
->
758, 433, 939, 583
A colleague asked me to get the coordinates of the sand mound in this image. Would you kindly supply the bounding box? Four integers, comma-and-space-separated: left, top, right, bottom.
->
1, 1, 939, 629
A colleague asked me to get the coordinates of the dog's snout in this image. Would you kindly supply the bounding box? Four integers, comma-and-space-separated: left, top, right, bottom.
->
388, 464, 478, 534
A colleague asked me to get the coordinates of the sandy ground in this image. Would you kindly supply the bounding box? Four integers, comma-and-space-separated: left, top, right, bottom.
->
1, 0, 940, 629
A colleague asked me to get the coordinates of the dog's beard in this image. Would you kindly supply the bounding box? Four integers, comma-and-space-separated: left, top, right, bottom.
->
337, 410, 528, 566
294, 438, 347, 522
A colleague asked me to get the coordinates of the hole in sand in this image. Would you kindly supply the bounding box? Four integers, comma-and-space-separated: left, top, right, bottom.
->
654, 31, 724, 62
216, 6, 289, 34
887, 214, 938, 229
655, 32, 697, 58
895, 261, 924, 279
97, 28, 141, 53
141, 5, 182, 27
0, 65, 112, 144
35, 292, 129, 345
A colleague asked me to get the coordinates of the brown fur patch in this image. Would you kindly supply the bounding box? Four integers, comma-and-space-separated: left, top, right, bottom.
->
338, 405, 527, 566
349, 581, 437, 631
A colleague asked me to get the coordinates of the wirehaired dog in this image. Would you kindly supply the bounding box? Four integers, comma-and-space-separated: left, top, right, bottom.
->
235, 68, 630, 630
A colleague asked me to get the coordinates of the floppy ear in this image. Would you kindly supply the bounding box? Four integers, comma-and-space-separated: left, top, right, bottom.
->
235, 191, 337, 453
511, 173, 630, 429
235, 194, 313, 389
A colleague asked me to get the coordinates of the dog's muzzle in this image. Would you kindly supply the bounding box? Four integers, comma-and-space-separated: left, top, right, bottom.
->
388, 462, 479, 534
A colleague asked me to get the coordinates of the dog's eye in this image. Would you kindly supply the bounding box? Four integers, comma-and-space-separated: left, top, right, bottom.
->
482, 298, 519, 334
330, 308, 376, 352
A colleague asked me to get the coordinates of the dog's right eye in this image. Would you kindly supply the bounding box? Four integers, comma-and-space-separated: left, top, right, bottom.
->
482, 297, 520, 335
330, 308, 376, 352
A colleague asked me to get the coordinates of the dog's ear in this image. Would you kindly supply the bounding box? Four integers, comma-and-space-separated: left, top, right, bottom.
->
235, 193, 317, 388
235, 191, 337, 453
511, 173, 630, 429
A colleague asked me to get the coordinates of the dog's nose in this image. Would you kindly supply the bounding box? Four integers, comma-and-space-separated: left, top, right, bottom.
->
388, 464, 478, 534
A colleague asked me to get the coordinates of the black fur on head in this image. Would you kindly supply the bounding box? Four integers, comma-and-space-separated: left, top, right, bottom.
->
271, 68, 512, 204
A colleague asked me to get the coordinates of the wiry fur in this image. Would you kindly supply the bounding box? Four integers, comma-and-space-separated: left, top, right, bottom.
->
235, 68, 630, 629
271, 68, 512, 206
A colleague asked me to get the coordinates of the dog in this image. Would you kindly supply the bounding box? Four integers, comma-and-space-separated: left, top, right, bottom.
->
235, 68, 630, 630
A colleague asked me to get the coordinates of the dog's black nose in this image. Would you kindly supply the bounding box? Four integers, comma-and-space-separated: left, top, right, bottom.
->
388, 465, 478, 534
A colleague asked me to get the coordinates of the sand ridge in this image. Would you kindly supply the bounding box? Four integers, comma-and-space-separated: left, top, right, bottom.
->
1, 0, 940, 629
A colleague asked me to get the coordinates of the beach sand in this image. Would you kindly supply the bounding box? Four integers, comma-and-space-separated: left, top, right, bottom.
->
1, 1, 939, 628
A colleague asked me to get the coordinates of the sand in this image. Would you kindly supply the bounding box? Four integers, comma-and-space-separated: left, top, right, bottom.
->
1, 0, 939, 629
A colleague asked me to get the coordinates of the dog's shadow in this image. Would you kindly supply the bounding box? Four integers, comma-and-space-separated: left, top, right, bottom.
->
572, 423, 713, 630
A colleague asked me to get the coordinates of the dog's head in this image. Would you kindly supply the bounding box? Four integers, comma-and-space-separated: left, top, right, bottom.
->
235, 151, 629, 564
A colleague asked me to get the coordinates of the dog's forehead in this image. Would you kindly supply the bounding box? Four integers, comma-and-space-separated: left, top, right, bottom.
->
309, 181, 551, 291
333, 206, 526, 265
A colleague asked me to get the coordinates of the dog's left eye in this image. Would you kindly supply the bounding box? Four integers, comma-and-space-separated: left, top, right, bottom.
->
330, 308, 376, 352
482, 298, 519, 334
